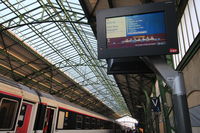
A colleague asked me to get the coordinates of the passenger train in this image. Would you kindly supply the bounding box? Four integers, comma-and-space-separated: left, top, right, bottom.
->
0, 76, 122, 133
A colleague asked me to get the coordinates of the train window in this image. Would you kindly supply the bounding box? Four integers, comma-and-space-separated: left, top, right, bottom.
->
76, 114, 83, 129
76, 123, 82, 129
84, 116, 91, 129
104, 121, 112, 129
97, 119, 100, 129
100, 120, 104, 129
91, 118, 96, 129
63, 111, 69, 128
57, 111, 65, 129
57, 110, 69, 129
0, 98, 19, 130
85, 117, 89, 122
76, 114, 82, 121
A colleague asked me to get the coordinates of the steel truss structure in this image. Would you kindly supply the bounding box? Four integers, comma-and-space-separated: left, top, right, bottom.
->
0, 0, 129, 117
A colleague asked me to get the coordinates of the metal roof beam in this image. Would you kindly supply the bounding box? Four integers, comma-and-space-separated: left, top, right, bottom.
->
108, 0, 114, 8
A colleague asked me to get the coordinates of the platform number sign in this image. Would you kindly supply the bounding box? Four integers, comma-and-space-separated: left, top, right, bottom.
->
151, 97, 161, 112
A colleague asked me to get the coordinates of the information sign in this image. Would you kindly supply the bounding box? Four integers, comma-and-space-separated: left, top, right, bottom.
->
106, 12, 166, 48
96, 1, 178, 59
151, 97, 161, 112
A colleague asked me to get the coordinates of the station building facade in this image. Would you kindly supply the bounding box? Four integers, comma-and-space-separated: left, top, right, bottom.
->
173, 0, 199, 132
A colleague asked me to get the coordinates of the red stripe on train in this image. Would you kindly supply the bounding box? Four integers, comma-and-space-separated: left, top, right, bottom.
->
0, 90, 22, 98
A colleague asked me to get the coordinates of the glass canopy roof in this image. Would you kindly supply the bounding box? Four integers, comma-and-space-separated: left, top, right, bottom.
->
0, 0, 129, 115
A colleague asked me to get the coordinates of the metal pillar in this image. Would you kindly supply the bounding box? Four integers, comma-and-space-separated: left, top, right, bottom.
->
141, 56, 192, 133
158, 80, 173, 133
143, 89, 156, 133
152, 85, 160, 133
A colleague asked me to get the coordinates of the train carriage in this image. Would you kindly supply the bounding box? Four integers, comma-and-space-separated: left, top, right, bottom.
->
0, 76, 119, 133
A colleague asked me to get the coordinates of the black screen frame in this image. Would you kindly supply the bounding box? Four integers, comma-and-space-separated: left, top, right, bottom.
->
96, 1, 178, 59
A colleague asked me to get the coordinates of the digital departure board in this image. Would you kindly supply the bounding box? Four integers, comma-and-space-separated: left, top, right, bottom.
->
96, 1, 178, 59
106, 12, 166, 48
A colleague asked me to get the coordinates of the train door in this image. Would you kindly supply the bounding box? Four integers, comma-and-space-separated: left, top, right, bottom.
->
16, 102, 33, 133
43, 107, 55, 133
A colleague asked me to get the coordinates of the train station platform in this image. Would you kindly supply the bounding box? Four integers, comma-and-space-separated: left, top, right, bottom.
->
0, 0, 200, 133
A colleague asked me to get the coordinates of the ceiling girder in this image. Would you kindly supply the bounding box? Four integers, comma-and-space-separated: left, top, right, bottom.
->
0, 0, 131, 118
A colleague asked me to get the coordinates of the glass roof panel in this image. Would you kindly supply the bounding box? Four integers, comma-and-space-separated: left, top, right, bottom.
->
0, 0, 129, 115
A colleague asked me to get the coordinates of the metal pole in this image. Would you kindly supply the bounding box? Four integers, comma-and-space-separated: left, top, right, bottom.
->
141, 56, 192, 133
172, 72, 192, 133
152, 84, 160, 133
143, 89, 154, 133
158, 80, 172, 133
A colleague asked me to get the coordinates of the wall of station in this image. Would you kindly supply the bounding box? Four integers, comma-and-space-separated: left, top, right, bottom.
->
183, 47, 200, 97
183, 46, 200, 133
173, 0, 200, 132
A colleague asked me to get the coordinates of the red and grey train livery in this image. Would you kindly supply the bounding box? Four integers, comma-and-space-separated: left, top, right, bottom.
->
0, 76, 121, 133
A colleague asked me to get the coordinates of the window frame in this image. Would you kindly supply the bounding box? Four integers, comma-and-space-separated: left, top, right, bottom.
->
76, 114, 83, 129
56, 108, 73, 130
57, 110, 65, 129
0, 97, 19, 131
84, 116, 91, 129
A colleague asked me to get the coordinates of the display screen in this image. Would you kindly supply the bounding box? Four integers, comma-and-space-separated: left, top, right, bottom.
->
106, 12, 166, 48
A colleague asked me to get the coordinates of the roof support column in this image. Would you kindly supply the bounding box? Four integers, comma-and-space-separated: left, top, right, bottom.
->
141, 56, 192, 133
152, 83, 160, 133
158, 80, 174, 133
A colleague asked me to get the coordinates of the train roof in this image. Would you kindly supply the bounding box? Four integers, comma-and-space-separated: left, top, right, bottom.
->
19, 84, 38, 96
